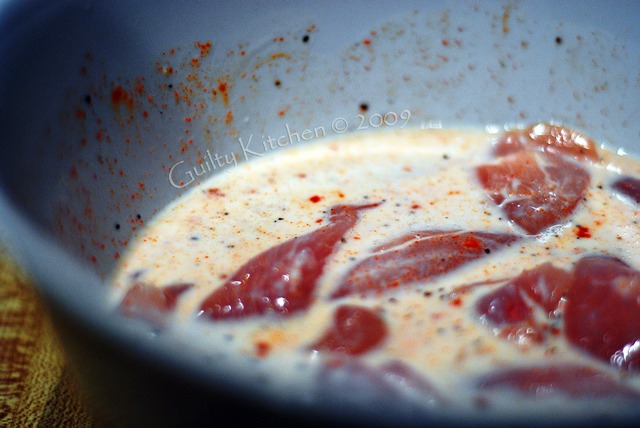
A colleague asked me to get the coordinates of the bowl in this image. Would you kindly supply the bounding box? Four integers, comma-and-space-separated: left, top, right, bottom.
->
1, 1, 640, 426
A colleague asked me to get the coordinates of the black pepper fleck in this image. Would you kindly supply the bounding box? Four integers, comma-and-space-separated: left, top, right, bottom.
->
484, 248, 491, 254
359, 102, 369, 113
555, 36, 563, 45
274, 79, 281, 87
84, 94, 92, 104
302, 35, 310, 43
114, 223, 121, 230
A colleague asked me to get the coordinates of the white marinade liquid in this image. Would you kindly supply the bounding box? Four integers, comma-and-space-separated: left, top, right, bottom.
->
110, 127, 640, 420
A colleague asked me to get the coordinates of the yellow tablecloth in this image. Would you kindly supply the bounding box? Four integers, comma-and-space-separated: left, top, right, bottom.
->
0, 243, 93, 427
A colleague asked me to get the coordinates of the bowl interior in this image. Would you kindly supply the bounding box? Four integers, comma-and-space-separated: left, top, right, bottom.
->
1, 0, 640, 425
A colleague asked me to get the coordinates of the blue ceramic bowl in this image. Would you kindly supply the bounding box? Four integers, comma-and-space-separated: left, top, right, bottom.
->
1, 1, 639, 426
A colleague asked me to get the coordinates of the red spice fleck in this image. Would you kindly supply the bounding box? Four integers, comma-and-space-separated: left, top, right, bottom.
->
111, 85, 134, 111
255, 341, 271, 358
195, 40, 212, 57
270, 52, 291, 61
363, 39, 371, 45
114, 252, 120, 260
207, 188, 226, 197
185, 117, 192, 123
449, 297, 462, 307
411, 204, 421, 209
138, 182, 145, 189
143, 111, 149, 118
315, 218, 323, 224
574, 225, 592, 238
75, 109, 86, 119
442, 38, 449, 46
462, 236, 482, 250
309, 195, 322, 203
217, 79, 230, 106
80, 138, 87, 147
225, 110, 233, 125
69, 166, 78, 179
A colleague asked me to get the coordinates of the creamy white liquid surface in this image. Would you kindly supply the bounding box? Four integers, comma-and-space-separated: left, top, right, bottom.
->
109, 128, 640, 420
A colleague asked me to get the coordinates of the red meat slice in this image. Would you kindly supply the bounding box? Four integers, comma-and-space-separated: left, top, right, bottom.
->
478, 364, 639, 399
492, 123, 599, 162
308, 305, 387, 355
613, 176, 640, 205
119, 282, 193, 327
476, 282, 531, 324
475, 263, 571, 344
564, 256, 640, 371
330, 230, 519, 299
198, 203, 378, 320
476, 150, 590, 235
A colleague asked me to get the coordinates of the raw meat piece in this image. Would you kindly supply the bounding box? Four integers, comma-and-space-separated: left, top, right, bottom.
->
199, 203, 378, 319
309, 305, 387, 356
565, 256, 640, 371
331, 230, 520, 299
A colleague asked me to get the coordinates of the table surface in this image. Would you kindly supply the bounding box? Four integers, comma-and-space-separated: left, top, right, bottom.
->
0, 242, 94, 427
